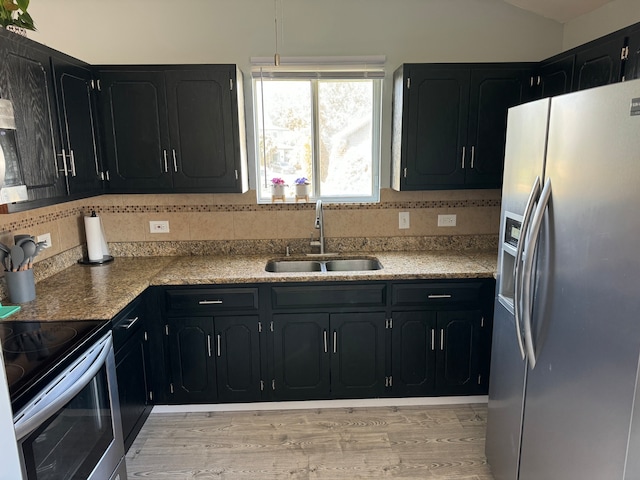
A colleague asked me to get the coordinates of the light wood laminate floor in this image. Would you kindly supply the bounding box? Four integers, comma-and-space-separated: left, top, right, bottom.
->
126, 404, 495, 479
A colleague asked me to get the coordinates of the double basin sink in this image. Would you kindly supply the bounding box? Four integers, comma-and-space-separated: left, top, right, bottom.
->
265, 257, 382, 273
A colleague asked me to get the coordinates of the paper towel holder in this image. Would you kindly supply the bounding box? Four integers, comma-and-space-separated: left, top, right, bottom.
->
78, 255, 114, 266
78, 210, 114, 265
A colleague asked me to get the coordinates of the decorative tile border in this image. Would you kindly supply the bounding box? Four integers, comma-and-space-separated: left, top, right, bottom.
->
84, 198, 501, 214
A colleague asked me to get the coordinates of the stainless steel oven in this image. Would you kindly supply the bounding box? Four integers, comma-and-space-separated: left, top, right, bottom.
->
12, 332, 127, 480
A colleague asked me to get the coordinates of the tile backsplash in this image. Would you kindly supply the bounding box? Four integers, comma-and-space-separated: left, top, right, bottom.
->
0, 188, 501, 277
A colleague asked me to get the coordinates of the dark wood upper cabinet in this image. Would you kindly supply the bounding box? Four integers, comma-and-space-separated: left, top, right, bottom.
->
98, 70, 172, 191
0, 32, 66, 204
51, 55, 103, 195
97, 65, 248, 193
572, 34, 625, 91
465, 66, 532, 187
626, 25, 640, 81
392, 63, 534, 191
535, 53, 575, 98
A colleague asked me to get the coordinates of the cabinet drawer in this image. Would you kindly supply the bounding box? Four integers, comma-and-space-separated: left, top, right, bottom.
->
272, 284, 386, 309
112, 297, 145, 353
166, 288, 259, 313
392, 282, 483, 306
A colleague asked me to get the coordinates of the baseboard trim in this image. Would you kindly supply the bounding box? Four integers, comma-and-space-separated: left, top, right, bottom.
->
151, 395, 488, 414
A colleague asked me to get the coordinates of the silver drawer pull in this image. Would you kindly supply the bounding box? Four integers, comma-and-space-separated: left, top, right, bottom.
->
428, 294, 452, 299
120, 316, 139, 329
199, 300, 223, 305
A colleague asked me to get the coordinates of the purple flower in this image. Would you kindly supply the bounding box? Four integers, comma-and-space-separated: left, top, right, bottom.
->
294, 177, 309, 185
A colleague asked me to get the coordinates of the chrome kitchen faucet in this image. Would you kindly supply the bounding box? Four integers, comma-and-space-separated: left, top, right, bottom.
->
310, 199, 325, 254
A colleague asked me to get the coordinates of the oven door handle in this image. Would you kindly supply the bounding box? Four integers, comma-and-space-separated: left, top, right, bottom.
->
13, 333, 113, 441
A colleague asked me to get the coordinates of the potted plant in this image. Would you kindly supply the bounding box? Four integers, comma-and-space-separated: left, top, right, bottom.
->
0, 0, 36, 35
294, 177, 310, 198
270, 177, 286, 197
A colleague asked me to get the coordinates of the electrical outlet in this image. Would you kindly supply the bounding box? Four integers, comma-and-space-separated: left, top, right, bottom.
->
37, 232, 52, 248
437, 214, 457, 227
399, 212, 410, 229
149, 221, 170, 233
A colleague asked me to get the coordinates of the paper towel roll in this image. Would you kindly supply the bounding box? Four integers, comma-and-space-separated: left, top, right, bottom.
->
84, 213, 110, 261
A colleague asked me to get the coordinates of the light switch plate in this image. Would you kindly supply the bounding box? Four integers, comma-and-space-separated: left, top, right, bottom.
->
149, 221, 170, 233
399, 212, 410, 229
437, 214, 457, 227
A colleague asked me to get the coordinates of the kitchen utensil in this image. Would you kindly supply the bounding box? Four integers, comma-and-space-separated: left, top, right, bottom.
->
10, 245, 24, 272
20, 239, 36, 270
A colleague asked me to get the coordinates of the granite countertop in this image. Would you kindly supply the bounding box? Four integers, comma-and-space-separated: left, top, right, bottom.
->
7, 250, 497, 322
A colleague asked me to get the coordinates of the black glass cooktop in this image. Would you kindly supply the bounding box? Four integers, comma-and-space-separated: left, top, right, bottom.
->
0, 319, 110, 412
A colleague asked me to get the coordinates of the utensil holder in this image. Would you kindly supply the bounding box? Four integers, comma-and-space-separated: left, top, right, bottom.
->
5, 269, 36, 303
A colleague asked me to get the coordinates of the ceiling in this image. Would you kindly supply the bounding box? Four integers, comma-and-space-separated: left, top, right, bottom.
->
502, 0, 615, 22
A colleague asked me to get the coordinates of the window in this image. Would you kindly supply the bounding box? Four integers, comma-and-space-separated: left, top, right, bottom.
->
252, 57, 384, 203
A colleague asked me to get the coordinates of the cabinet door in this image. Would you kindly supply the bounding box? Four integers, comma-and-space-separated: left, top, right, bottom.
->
167, 317, 217, 403
436, 310, 483, 395
98, 70, 172, 191
573, 35, 624, 91
51, 56, 103, 195
465, 66, 530, 188
626, 27, 640, 81
0, 39, 66, 202
214, 315, 262, 403
330, 312, 386, 399
165, 67, 239, 191
391, 311, 436, 396
402, 66, 469, 188
272, 313, 330, 400
537, 54, 575, 98
115, 327, 150, 452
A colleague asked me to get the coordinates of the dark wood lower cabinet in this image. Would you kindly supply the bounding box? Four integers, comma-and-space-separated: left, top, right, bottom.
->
214, 315, 262, 403
112, 298, 152, 453
437, 310, 484, 395
391, 311, 437, 396
115, 328, 151, 451
272, 313, 331, 400
330, 312, 386, 399
158, 279, 494, 405
167, 317, 218, 404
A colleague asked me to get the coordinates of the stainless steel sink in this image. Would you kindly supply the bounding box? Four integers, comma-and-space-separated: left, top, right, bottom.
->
325, 258, 382, 271
265, 257, 382, 273
265, 260, 323, 272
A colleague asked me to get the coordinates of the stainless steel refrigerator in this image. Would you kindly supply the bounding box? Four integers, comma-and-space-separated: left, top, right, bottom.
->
486, 78, 640, 480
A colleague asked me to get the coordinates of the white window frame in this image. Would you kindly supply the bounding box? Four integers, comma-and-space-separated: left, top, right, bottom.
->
251, 56, 384, 204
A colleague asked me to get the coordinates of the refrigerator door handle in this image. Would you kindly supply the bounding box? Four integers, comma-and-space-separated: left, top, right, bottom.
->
513, 176, 541, 360
522, 177, 552, 369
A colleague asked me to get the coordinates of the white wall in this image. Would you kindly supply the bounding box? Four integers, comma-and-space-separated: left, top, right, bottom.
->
563, 0, 640, 50
29, 0, 564, 189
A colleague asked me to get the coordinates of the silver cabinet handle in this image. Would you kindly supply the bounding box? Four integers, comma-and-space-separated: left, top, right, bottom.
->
199, 300, 223, 305
461, 146, 466, 169
522, 178, 552, 369
323, 330, 328, 353
120, 316, 139, 330
172, 149, 178, 172
440, 329, 444, 351
470, 145, 475, 169
333, 331, 337, 354
163, 150, 169, 172
207, 335, 212, 357
57, 148, 69, 176
428, 294, 452, 299
431, 329, 435, 351
69, 149, 77, 177
514, 177, 541, 361
217, 334, 221, 357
